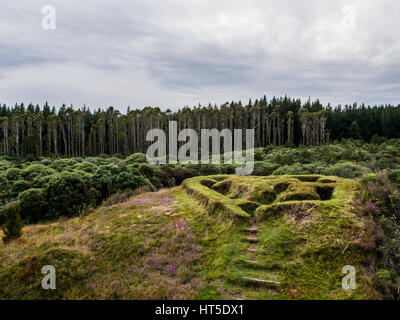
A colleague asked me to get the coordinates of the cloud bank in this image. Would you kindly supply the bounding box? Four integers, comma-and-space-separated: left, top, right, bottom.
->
0, 0, 399, 111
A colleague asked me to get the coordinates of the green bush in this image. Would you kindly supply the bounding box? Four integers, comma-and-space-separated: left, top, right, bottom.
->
2, 202, 23, 243
283, 141, 296, 148
125, 153, 147, 164
273, 163, 311, 175
126, 164, 141, 175
47, 171, 93, 218
297, 149, 313, 164
40, 159, 52, 166
219, 164, 237, 174
21, 164, 56, 180
10, 180, 30, 197
158, 166, 198, 186
93, 166, 114, 198
73, 161, 98, 173
4, 168, 22, 181
361, 173, 377, 185
358, 171, 400, 299
324, 161, 370, 178
185, 163, 221, 176
18, 188, 49, 223
115, 171, 153, 191
50, 159, 79, 172
31, 175, 53, 189
0, 206, 4, 225
139, 163, 156, 179
84, 157, 100, 165
253, 148, 265, 161
0, 159, 14, 171
389, 169, 400, 185
370, 134, 387, 145
253, 162, 279, 176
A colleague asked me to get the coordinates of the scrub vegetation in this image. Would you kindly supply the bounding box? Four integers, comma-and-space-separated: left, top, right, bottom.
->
1, 137, 400, 299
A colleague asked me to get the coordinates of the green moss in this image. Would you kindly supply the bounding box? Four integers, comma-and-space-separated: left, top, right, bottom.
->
0, 249, 90, 299
277, 183, 321, 202
195, 286, 221, 299
182, 177, 251, 219
317, 177, 337, 184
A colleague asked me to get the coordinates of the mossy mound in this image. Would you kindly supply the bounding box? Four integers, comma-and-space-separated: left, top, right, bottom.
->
178, 174, 377, 300
276, 183, 321, 202
182, 174, 357, 221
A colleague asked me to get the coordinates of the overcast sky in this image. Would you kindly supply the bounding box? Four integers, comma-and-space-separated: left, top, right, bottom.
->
0, 0, 399, 112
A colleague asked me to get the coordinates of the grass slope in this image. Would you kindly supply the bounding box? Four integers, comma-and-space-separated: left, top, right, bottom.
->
0, 175, 378, 299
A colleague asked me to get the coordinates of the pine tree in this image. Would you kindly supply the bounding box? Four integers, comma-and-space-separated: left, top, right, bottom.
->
349, 121, 361, 140
2, 202, 23, 243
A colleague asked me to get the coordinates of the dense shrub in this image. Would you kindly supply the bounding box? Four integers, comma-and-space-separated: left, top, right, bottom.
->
39, 159, 52, 166
126, 164, 141, 175
253, 162, 279, 176
361, 171, 399, 216
371, 134, 387, 145
358, 171, 400, 299
219, 164, 237, 174
253, 148, 265, 161
50, 159, 79, 171
21, 164, 56, 180
2, 201, 23, 243
297, 149, 313, 164
4, 168, 22, 181
10, 180, 30, 197
158, 166, 198, 185
93, 167, 114, 199
84, 157, 100, 165
18, 188, 49, 223
125, 153, 147, 164
0, 159, 14, 171
273, 163, 311, 175
389, 169, 400, 185
47, 171, 93, 218
115, 171, 154, 192
73, 161, 98, 173
31, 174, 53, 189
324, 161, 370, 178
139, 163, 156, 179
185, 163, 221, 176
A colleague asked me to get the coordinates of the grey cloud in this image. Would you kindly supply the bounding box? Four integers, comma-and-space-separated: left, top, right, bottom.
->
0, 0, 399, 111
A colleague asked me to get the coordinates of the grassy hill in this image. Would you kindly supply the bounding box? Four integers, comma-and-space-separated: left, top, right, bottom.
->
0, 174, 379, 299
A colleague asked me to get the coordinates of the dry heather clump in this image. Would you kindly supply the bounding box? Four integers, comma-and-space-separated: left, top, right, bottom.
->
286, 202, 318, 224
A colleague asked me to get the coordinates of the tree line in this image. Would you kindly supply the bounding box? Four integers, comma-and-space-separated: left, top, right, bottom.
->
1, 96, 400, 158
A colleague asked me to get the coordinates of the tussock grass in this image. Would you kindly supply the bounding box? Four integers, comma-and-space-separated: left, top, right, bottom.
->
0, 189, 203, 299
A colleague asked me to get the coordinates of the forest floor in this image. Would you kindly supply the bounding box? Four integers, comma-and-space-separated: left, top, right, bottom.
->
0, 175, 379, 299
